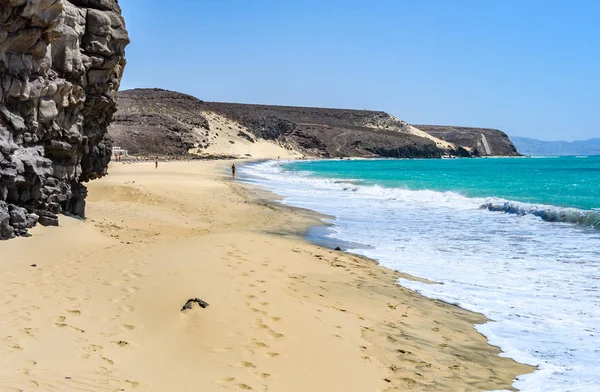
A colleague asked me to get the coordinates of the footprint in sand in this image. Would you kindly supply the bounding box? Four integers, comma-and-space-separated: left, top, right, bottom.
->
112, 340, 130, 347
121, 324, 136, 331
102, 356, 114, 365
250, 341, 269, 348
123, 287, 140, 294
125, 380, 140, 388
269, 331, 284, 339
241, 361, 256, 368
120, 305, 135, 313
66, 310, 81, 316
22, 327, 38, 337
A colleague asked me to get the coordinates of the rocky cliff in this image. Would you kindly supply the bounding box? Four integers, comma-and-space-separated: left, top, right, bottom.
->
110, 89, 475, 159
108, 89, 210, 156
0, 0, 129, 239
109, 89, 521, 162
414, 125, 520, 157
202, 102, 451, 158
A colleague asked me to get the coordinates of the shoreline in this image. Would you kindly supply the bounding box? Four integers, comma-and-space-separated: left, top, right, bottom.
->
0, 160, 534, 391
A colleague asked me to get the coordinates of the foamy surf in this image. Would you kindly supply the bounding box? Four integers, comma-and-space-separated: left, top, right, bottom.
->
241, 159, 600, 392
482, 200, 600, 229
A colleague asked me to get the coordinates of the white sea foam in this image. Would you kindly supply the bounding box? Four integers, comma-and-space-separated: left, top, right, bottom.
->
242, 161, 600, 392
482, 200, 600, 228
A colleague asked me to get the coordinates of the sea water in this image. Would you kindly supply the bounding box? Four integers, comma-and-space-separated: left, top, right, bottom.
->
241, 157, 600, 392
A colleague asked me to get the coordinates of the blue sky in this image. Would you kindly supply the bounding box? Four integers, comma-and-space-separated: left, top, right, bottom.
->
119, 0, 599, 141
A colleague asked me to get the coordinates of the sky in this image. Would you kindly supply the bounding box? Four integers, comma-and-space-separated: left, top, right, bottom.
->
119, 0, 599, 141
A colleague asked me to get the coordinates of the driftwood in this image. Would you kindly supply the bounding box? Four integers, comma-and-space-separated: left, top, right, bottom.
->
181, 298, 210, 311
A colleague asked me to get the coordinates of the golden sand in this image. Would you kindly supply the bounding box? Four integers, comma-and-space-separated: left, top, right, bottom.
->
0, 161, 533, 391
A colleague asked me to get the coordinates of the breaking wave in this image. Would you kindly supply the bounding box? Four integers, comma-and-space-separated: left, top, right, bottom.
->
482, 200, 600, 229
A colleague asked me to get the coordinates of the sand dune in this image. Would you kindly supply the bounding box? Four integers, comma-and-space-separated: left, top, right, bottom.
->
0, 161, 532, 391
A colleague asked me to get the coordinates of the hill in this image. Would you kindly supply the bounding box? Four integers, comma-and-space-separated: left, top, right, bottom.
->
415, 125, 520, 157
510, 137, 600, 156
109, 89, 519, 159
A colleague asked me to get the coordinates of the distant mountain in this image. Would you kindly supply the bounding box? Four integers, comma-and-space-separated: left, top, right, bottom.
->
511, 137, 600, 156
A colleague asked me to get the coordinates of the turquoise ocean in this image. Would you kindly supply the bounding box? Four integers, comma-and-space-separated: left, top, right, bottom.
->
242, 156, 600, 392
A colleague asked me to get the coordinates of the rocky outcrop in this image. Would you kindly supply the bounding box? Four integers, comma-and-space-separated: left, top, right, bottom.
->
109, 89, 522, 160
414, 125, 520, 157
109, 88, 209, 156
110, 89, 459, 159
0, 0, 129, 239
202, 102, 448, 158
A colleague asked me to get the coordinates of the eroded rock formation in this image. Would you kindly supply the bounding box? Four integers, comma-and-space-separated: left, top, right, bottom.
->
414, 125, 520, 157
0, 0, 129, 239
110, 89, 454, 159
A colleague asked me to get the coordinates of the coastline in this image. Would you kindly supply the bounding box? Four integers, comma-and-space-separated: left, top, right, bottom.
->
0, 160, 533, 391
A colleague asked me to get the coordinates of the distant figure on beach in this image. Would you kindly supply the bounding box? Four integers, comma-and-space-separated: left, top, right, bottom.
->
155, 157, 158, 169
231, 163, 236, 179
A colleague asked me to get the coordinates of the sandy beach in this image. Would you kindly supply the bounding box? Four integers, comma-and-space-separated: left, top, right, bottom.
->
0, 160, 533, 391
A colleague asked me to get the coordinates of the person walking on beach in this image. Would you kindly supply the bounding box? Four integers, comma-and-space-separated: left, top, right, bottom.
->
231, 163, 236, 179
155, 157, 158, 169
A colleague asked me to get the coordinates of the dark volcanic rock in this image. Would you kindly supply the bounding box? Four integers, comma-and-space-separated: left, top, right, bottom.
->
110, 89, 447, 159
0, 0, 129, 239
110, 89, 521, 160
414, 125, 520, 157
109, 89, 209, 156
203, 102, 444, 158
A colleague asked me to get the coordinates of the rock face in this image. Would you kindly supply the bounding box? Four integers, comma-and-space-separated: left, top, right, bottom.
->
202, 102, 447, 158
414, 125, 520, 157
110, 89, 467, 159
0, 0, 129, 239
109, 89, 521, 161
109, 89, 209, 156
